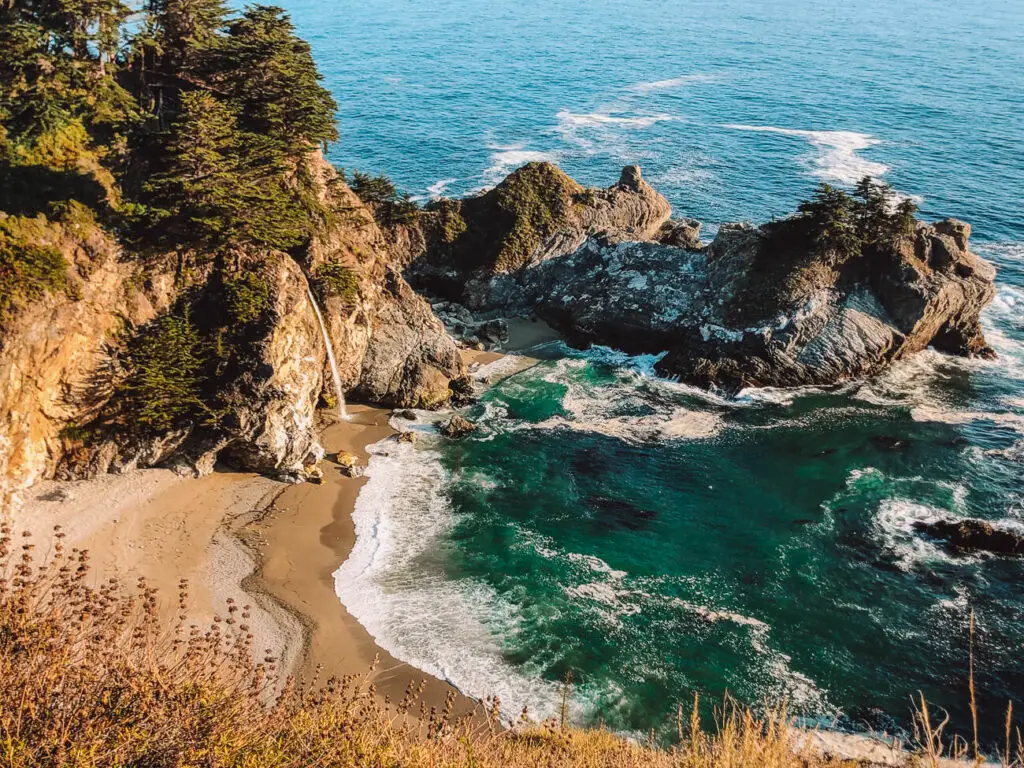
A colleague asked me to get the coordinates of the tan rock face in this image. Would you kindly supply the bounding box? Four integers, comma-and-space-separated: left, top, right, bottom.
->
0, 220, 191, 509
1, 152, 467, 508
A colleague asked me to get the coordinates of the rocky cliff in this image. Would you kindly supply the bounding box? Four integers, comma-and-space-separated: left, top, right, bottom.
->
408, 163, 671, 308
0, 154, 467, 509
1, 156, 999, 508
410, 166, 996, 393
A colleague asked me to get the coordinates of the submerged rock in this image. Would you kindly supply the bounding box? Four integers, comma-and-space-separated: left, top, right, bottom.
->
440, 414, 476, 438
914, 518, 1024, 557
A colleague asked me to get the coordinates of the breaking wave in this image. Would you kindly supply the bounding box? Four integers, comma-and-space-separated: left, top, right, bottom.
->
721, 124, 889, 185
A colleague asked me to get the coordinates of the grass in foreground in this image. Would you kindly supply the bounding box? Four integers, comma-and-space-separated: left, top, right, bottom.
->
0, 526, 1017, 767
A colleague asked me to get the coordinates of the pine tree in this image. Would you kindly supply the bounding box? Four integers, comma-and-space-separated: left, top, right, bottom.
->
144, 91, 245, 244
209, 5, 338, 150
121, 308, 211, 431
797, 183, 862, 260
143, 91, 313, 249
149, 0, 229, 70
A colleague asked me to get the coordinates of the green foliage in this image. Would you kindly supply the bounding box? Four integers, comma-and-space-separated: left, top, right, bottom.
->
2, 0, 340, 254
313, 261, 359, 303
796, 184, 862, 260
426, 197, 467, 244
223, 272, 271, 324
141, 91, 310, 250
350, 170, 420, 226
492, 162, 577, 272
796, 177, 920, 260
0, 217, 69, 317
118, 308, 212, 431
151, 0, 229, 70
207, 5, 338, 150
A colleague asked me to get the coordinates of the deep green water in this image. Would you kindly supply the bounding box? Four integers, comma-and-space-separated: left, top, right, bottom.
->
309, 0, 1024, 744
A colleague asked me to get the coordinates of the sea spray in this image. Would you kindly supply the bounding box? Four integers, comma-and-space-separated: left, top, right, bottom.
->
307, 288, 348, 421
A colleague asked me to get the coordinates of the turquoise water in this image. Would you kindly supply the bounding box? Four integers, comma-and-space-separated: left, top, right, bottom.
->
294, 0, 1024, 744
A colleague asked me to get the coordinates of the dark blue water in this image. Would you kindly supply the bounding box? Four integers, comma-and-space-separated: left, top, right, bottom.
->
308, 0, 1024, 745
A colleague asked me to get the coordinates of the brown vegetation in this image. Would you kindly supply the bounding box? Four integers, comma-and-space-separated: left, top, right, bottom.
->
1, 527, 1019, 768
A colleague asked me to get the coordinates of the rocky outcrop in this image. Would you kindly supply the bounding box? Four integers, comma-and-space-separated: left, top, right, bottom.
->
440, 414, 476, 438
656, 218, 702, 250
451, 207, 995, 391
409, 163, 671, 308
302, 155, 467, 409
1, 153, 468, 509
914, 519, 1024, 557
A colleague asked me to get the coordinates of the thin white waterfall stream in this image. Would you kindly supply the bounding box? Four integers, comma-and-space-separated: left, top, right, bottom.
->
307, 288, 348, 421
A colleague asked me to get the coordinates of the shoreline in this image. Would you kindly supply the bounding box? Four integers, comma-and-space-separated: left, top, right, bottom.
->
235, 403, 480, 714
10, 331, 996, 765
10, 331, 550, 720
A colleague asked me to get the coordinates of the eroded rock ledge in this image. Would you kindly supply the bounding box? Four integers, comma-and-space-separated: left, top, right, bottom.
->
411, 164, 996, 392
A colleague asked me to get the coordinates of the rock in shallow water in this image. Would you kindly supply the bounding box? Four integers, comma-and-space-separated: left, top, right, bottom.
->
913, 518, 1024, 557
440, 415, 477, 438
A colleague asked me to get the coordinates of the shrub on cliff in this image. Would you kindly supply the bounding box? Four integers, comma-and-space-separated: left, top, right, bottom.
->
794, 177, 919, 262
223, 272, 271, 325
313, 261, 359, 304
0, 217, 69, 317
349, 170, 420, 227
118, 309, 214, 431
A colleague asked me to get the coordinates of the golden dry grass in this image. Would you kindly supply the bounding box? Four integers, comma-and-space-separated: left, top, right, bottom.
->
0, 525, 1017, 768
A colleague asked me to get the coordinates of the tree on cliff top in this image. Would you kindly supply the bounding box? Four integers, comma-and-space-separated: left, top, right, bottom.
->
206, 5, 338, 151
142, 91, 310, 249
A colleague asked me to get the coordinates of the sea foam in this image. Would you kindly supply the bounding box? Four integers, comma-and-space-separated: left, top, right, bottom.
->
722, 124, 889, 185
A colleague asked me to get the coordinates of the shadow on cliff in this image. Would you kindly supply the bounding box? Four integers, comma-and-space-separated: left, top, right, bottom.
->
0, 163, 108, 217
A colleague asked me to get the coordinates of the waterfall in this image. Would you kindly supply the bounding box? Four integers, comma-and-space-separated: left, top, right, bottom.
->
307, 288, 348, 421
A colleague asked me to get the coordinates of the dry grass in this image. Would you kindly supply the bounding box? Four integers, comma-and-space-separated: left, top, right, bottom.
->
0, 526, 1018, 768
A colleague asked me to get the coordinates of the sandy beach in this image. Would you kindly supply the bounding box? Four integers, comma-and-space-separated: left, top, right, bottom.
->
11, 321, 557, 718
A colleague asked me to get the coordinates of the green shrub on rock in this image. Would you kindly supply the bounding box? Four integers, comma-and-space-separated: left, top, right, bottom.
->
223, 272, 271, 325
0, 217, 69, 317
119, 309, 212, 431
313, 261, 359, 303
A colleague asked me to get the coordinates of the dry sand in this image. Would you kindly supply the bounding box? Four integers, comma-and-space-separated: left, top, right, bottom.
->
11, 404, 480, 715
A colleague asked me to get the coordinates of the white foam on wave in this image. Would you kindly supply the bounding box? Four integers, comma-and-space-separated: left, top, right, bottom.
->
334, 439, 570, 721
555, 110, 673, 156
520, 355, 724, 442
556, 110, 674, 130
872, 498, 969, 571
411, 177, 458, 202
628, 74, 722, 92
722, 124, 889, 185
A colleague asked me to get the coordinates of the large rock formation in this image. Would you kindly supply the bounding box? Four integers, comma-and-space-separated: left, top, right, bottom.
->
416, 168, 996, 391
526, 218, 995, 390
408, 162, 671, 308
0, 153, 466, 508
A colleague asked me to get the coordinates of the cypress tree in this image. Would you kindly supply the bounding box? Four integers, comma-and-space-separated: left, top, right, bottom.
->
797, 183, 862, 260
143, 91, 246, 244
209, 5, 338, 150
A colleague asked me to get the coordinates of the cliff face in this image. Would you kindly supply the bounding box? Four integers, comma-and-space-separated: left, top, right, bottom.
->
408, 163, 671, 308
0, 153, 466, 509
474, 214, 996, 391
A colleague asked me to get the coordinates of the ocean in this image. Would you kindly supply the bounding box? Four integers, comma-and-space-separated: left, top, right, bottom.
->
282, 0, 1023, 743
